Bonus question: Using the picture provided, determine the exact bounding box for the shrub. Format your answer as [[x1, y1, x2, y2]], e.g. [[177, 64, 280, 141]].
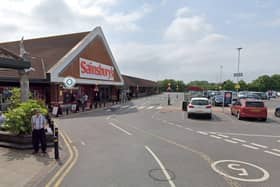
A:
[[3, 100, 48, 135]]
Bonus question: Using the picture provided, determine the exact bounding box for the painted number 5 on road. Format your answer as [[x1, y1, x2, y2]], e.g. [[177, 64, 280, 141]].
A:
[[211, 160, 270, 182]]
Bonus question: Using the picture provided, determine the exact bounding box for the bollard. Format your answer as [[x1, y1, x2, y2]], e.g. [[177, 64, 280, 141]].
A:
[[54, 127, 59, 160], [50, 120, 54, 133]]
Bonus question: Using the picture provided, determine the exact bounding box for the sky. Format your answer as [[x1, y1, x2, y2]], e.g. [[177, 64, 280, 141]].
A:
[[0, 0, 280, 83]]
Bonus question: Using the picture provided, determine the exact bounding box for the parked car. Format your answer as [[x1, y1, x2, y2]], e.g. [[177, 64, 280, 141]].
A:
[[212, 95, 223, 106], [275, 106, 280, 117], [247, 93, 261, 100], [250, 92, 268, 100], [238, 91, 248, 99], [231, 99, 267, 121], [187, 97, 212, 119]]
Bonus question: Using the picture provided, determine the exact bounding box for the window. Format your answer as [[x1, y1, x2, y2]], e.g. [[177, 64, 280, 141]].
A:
[[191, 100, 209, 105], [246, 101, 264, 107]]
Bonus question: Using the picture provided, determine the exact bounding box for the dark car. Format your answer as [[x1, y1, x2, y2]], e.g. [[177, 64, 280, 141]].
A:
[[275, 106, 280, 117], [212, 95, 223, 106], [247, 94, 261, 100]]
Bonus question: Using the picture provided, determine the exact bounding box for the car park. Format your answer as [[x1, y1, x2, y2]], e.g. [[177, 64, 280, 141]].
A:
[[187, 97, 212, 119], [231, 99, 267, 121], [275, 106, 280, 117]]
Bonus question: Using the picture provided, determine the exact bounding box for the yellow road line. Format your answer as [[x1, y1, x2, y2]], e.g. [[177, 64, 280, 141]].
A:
[[45, 130, 76, 187]]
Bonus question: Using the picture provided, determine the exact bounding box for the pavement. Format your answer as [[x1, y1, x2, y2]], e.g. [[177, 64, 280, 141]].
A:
[[0, 147, 56, 187]]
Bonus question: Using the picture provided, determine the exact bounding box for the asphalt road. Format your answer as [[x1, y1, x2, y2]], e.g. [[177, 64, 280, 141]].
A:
[[55, 93, 280, 187]]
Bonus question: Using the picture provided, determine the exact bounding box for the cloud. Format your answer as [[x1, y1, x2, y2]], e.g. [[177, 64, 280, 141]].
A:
[[176, 7, 192, 17]]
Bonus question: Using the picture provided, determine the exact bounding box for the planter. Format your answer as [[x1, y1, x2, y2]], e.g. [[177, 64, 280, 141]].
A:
[[0, 131, 54, 149]]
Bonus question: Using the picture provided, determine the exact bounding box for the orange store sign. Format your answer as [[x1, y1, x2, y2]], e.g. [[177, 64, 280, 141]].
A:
[[79, 58, 114, 81]]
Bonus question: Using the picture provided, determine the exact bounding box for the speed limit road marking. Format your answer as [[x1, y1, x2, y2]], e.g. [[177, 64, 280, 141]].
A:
[[211, 160, 270, 182]]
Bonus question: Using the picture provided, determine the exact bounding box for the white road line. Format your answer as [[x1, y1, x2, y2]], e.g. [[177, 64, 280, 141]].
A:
[[129, 106, 137, 109], [145, 146, 176, 187], [121, 105, 129, 109], [175, 125, 183, 128], [209, 132, 217, 134], [231, 138, 247, 143], [109, 122, 132, 136], [277, 140, 280, 143], [250, 143, 268, 149], [106, 109, 112, 112], [81, 141, 86, 146], [242, 144, 259, 150], [264, 150, 280, 157], [224, 139, 238, 144], [197, 131, 208, 135], [210, 135, 222, 139], [138, 106, 145, 110], [147, 106, 154, 110], [184, 127, 193, 131], [216, 134, 229, 138], [210, 132, 280, 138], [272, 149, 280, 153], [156, 106, 163, 110], [167, 122, 175, 125]]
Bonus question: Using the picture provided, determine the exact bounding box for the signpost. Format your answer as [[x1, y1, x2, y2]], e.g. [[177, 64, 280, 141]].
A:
[[233, 72, 243, 77]]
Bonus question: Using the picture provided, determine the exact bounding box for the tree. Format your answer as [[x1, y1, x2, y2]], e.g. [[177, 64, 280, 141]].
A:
[[157, 79, 186, 92], [238, 80, 247, 91], [223, 80, 235, 90], [251, 75, 272, 92]]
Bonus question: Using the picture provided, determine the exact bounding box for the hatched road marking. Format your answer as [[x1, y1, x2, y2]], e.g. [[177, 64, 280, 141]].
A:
[[264, 150, 280, 157], [250, 143, 268, 149], [197, 131, 208, 135], [242, 144, 259, 150], [231, 138, 247, 143], [224, 139, 238, 144], [147, 106, 154, 110], [210, 135, 222, 139], [272, 149, 280, 153], [216, 134, 229, 138]]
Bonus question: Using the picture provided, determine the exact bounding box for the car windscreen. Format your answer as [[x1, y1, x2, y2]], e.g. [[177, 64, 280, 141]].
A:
[[246, 101, 264, 107], [191, 100, 209, 105]]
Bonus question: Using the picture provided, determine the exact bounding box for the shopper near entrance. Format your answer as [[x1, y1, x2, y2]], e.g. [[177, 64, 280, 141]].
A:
[[0, 111, 5, 129], [31, 109, 47, 154]]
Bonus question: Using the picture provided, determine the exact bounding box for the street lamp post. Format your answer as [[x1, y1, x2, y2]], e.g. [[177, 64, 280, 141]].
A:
[[237, 47, 242, 83]]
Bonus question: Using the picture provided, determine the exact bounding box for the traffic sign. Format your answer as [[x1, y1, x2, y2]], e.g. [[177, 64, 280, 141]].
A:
[[63, 77, 76, 88], [234, 72, 243, 77], [235, 84, 240, 89]]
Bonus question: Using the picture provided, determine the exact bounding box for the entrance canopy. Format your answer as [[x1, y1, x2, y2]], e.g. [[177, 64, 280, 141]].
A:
[[0, 47, 30, 70]]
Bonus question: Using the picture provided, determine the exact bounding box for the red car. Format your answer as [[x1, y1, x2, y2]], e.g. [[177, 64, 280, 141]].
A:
[[231, 99, 267, 121]]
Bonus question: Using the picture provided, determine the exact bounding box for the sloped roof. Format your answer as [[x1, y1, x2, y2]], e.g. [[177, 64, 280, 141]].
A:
[[0, 31, 89, 79], [122, 74, 157, 87]]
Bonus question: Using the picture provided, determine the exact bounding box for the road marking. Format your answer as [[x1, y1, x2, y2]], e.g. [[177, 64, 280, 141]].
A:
[[138, 106, 145, 110], [121, 105, 129, 109], [210, 132, 280, 138], [167, 122, 175, 125], [210, 135, 222, 139], [197, 131, 208, 135], [46, 130, 78, 187], [217, 134, 229, 138], [106, 109, 112, 112], [129, 106, 137, 109], [242, 144, 259, 150], [81, 141, 86, 146], [224, 139, 238, 144], [184, 127, 193, 131], [175, 124, 183, 128], [145, 146, 176, 187], [250, 143, 268, 149], [156, 106, 163, 110], [231, 138, 247, 143], [109, 122, 132, 136], [211, 160, 270, 182], [272, 149, 280, 153], [106, 116, 111, 120], [264, 150, 280, 157], [277, 140, 280, 143], [147, 106, 154, 110]]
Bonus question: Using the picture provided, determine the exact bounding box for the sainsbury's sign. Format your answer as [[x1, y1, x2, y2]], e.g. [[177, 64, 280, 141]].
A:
[[79, 58, 114, 81]]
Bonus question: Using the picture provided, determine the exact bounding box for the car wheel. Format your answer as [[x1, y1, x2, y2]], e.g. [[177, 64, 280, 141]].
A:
[[187, 113, 191, 118], [208, 114, 212, 119], [237, 112, 242, 120], [275, 110, 280, 117]]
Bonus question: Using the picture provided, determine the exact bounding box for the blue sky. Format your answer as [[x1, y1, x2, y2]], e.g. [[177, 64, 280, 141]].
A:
[[0, 0, 279, 83]]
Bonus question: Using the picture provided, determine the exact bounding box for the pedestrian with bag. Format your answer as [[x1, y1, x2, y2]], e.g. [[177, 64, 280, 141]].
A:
[[31, 109, 47, 154]]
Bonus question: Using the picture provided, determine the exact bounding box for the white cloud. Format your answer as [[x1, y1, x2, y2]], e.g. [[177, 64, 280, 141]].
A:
[[176, 7, 191, 17], [164, 15, 212, 42]]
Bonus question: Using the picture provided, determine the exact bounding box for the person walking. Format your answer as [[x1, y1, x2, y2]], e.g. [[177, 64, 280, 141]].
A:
[[31, 109, 47, 154]]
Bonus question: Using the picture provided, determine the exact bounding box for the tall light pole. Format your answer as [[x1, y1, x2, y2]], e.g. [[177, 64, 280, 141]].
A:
[[237, 47, 242, 83], [219, 65, 223, 84]]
